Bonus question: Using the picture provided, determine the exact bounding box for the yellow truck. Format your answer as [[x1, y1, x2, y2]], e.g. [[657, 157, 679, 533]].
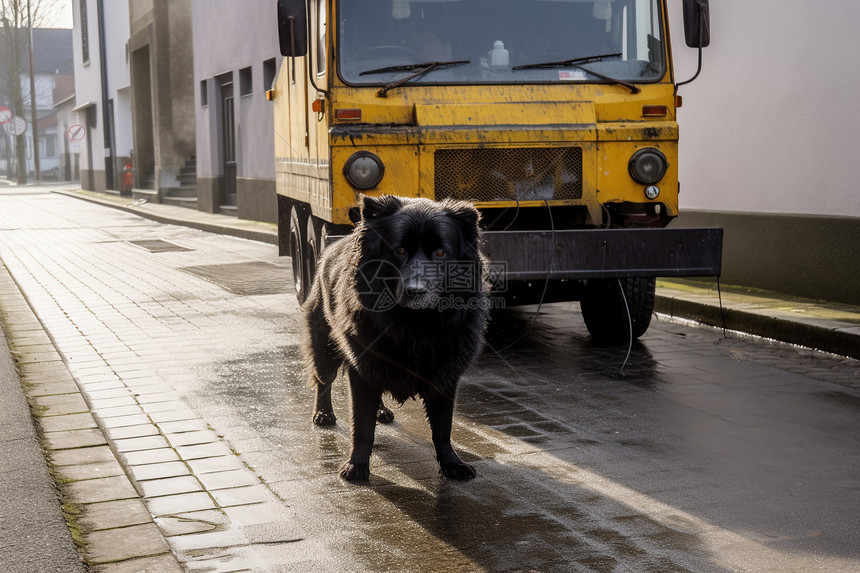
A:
[[273, 0, 721, 342]]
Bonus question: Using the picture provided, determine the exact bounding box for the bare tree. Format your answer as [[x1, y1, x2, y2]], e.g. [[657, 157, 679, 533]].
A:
[[0, 0, 60, 183]]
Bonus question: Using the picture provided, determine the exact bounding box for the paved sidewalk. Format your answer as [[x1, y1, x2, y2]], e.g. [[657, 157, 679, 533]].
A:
[[0, 254, 183, 572], [56, 187, 860, 360]]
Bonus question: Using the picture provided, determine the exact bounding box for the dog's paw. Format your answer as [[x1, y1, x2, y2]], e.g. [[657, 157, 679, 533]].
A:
[[440, 462, 476, 481], [339, 461, 370, 481], [376, 405, 395, 424], [313, 411, 337, 426]]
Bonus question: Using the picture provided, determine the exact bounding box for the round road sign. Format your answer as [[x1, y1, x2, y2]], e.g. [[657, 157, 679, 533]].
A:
[[0, 106, 12, 124], [67, 124, 87, 145], [3, 116, 26, 136]]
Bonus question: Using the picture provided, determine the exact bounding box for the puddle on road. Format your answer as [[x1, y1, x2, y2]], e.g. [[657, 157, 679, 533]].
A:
[[484, 306, 668, 388], [206, 345, 310, 432]]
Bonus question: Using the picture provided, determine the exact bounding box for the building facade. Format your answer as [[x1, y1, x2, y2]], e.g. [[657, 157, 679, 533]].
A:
[[128, 0, 196, 205], [668, 1, 860, 305], [71, 0, 132, 193], [191, 0, 280, 222]]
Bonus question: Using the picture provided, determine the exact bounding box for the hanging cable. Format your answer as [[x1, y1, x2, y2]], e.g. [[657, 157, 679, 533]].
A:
[[485, 200, 556, 355], [617, 278, 633, 372], [717, 275, 727, 337]]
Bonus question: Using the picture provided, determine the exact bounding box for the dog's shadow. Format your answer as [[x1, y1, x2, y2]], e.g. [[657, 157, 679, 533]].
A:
[[371, 463, 534, 568], [367, 458, 642, 571]]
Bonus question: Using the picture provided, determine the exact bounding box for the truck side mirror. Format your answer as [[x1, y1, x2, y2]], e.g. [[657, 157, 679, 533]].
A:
[[683, 0, 710, 48], [277, 0, 308, 57]]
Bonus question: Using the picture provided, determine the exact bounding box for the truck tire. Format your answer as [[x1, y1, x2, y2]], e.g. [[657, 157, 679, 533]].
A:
[[579, 277, 656, 343], [289, 206, 308, 304]]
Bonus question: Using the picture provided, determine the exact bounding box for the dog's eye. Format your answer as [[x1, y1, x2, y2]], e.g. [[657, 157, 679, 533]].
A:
[[434, 249, 445, 258], [395, 247, 406, 256]]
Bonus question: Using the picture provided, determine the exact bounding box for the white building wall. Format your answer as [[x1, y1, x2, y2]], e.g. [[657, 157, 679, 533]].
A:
[[669, 0, 860, 218], [71, 0, 104, 174], [71, 0, 132, 189], [104, 1, 132, 161], [192, 0, 279, 179]]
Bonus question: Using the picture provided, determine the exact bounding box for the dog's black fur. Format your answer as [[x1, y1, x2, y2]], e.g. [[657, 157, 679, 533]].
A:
[[303, 195, 489, 481]]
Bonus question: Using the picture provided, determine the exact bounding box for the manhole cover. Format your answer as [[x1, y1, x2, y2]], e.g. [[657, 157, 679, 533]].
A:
[[127, 239, 192, 253], [181, 261, 292, 296]]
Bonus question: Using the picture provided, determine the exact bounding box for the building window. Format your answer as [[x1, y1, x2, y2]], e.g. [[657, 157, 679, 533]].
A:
[[200, 79, 208, 107], [80, 0, 90, 65], [316, 0, 326, 75], [44, 135, 57, 158], [239, 66, 252, 97], [263, 58, 277, 92]]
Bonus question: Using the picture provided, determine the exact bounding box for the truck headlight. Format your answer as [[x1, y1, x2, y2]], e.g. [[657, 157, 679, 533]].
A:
[[628, 148, 668, 185], [344, 151, 385, 190]]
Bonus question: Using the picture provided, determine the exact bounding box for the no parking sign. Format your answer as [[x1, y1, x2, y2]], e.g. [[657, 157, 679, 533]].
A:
[[67, 124, 86, 147]]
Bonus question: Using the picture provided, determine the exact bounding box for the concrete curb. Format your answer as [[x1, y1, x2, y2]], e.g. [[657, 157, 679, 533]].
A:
[[654, 292, 860, 360], [52, 188, 278, 246]]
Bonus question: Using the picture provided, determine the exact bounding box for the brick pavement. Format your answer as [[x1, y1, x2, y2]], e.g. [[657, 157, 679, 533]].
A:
[[0, 189, 305, 570], [1, 186, 858, 572]]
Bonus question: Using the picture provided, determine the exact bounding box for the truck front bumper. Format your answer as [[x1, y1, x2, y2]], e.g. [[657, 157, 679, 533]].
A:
[[481, 227, 723, 281]]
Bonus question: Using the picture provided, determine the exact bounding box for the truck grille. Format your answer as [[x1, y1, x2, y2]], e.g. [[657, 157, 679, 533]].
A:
[[434, 147, 583, 202]]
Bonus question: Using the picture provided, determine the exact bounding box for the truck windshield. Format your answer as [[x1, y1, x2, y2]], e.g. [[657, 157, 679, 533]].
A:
[[338, 0, 666, 87]]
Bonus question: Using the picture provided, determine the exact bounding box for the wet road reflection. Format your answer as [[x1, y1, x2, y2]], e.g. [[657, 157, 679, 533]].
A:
[[195, 302, 859, 572]]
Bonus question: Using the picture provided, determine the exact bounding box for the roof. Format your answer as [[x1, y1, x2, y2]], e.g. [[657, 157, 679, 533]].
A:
[[1, 28, 74, 75], [32, 28, 74, 75]]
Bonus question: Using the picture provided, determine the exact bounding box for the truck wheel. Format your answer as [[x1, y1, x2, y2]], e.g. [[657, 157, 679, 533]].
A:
[[580, 277, 656, 343], [289, 206, 308, 304]]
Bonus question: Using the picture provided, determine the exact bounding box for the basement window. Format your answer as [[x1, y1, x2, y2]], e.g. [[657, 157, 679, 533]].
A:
[[263, 58, 277, 91], [239, 66, 253, 97]]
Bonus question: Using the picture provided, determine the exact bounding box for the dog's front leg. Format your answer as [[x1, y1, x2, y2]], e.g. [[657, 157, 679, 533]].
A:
[[313, 381, 337, 426], [423, 392, 476, 480], [340, 372, 382, 481]]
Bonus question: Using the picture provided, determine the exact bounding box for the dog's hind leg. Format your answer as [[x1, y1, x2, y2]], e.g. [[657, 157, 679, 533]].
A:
[[306, 291, 340, 426], [423, 392, 476, 480], [311, 343, 339, 425], [340, 371, 382, 481], [376, 399, 395, 424]]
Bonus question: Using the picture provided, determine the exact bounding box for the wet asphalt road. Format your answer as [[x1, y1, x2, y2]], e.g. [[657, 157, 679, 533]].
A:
[[1, 187, 859, 572]]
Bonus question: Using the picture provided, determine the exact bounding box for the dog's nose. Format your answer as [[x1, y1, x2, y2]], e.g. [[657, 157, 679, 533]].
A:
[[404, 283, 428, 297]]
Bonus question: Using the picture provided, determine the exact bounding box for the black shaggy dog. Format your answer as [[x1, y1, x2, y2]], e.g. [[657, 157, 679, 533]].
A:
[[303, 195, 489, 481]]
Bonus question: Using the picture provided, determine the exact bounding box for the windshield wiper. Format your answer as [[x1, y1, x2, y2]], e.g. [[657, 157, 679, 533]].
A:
[[513, 52, 622, 70], [512, 53, 640, 94], [360, 60, 470, 97]]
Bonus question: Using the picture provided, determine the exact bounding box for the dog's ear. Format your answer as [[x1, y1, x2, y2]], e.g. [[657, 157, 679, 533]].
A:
[[348, 206, 361, 224], [360, 195, 403, 222], [442, 200, 481, 244]]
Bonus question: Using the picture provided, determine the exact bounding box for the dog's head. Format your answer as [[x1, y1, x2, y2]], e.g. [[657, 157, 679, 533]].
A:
[[352, 195, 484, 312]]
